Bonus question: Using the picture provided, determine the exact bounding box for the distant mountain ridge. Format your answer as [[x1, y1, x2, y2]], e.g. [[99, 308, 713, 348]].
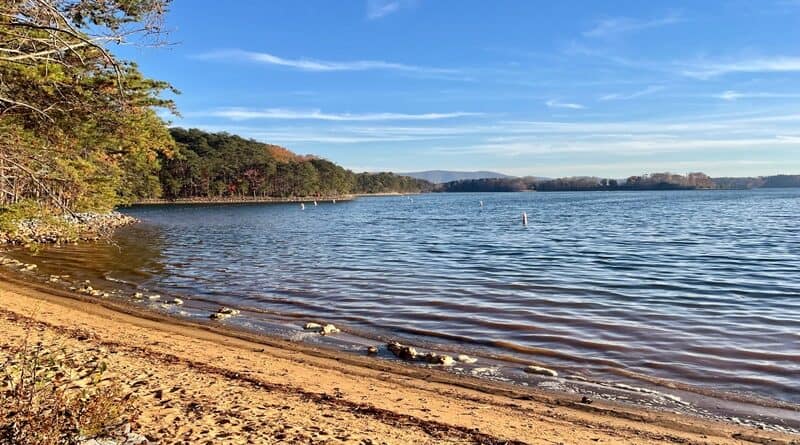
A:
[[401, 170, 513, 184]]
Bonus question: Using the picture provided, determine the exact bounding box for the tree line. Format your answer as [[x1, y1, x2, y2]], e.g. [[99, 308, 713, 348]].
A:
[[435, 172, 800, 192], [160, 128, 432, 199]]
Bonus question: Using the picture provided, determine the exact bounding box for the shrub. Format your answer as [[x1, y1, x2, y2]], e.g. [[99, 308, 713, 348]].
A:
[[0, 341, 138, 445]]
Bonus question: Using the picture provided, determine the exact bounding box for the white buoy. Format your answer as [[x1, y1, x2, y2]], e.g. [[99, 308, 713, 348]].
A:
[[522, 212, 528, 226], [333, 199, 336, 204], [300, 203, 305, 210], [313, 200, 318, 206], [480, 200, 484, 207]]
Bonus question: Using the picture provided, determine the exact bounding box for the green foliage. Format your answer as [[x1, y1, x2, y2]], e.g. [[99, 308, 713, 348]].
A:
[[159, 128, 431, 199], [354, 172, 431, 194], [0, 200, 82, 245], [1, 0, 175, 216], [0, 200, 43, 234]]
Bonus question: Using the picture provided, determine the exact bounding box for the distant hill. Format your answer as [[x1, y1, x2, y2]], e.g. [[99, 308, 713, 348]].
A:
[[402, 170, 513, 184]]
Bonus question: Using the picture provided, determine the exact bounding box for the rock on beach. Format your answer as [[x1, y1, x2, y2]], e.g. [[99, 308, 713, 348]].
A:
[[422, 352, 455, 366], [1, 212, 137, 245], [457, 354, 478, 364], [387, 342, 418, 360], [210, 307, 240, 320], [524, 365, 558, 377], [303, 322, 340, 335]]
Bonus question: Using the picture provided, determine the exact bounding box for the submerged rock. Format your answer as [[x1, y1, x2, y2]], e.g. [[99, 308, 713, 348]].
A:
[[387, 342, 418, 360], [321, 324, 340, 335], [210, 307, 240, 320], [456, 354, 478, 364], [524, 365, 558, 377], [423, 352, 455, 366], [303, 322, 340, 335]]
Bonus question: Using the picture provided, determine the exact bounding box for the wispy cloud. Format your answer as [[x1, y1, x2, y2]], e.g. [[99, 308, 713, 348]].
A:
[[715, 90, 800, 100], [583, 13, 683, 39], [681, 56, 800, 78], [600, 85, 664, 101], [194, 49, 455, 75], [367, 0, 416, 19], [433, 136, 800, 157], [545, 99, 585, 110], [197, 108, 483, 122]]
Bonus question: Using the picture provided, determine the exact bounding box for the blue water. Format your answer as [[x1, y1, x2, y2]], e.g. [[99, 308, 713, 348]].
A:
[[12, 189, 800, 407]]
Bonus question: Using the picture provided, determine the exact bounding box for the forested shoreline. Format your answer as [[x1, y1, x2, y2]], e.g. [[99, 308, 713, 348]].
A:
[[435, 172, 800, 193], [158, 128, 432, 200]]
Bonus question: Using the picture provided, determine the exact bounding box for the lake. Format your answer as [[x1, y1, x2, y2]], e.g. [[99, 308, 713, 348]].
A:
[[7, 189, 800, 422]]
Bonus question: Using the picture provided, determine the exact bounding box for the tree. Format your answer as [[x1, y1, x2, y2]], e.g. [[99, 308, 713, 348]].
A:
[[158, 128, 431, 200], [0, 0, 175, 213]]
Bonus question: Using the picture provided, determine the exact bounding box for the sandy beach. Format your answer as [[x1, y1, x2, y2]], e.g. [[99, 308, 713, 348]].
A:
[[0, 276, 796, 444]]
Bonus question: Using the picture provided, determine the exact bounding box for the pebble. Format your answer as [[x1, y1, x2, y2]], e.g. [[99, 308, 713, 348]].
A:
[[524, 365, 558, 377], [366, 346, 379, 355], [171, 298, 184, 305], [148, 294, 161, 300], [304, 322, 322, 330]]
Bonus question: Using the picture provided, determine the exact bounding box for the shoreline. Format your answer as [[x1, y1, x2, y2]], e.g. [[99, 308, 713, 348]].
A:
[[131, 195, 358, 206], [131, 192, 421, 206], [0, 271, 797, 443]]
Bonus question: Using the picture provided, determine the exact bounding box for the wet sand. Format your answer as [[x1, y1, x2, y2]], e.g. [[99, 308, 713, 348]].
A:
[[0, 277, 796, 444]]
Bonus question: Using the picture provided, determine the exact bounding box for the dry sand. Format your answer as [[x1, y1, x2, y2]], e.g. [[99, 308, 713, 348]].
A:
[[0, 277, 796, 445]]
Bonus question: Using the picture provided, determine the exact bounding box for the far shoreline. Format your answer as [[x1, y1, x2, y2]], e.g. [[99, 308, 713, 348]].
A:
[[130, 192, 423, 206], [129, 188, 800, 208], [131, 195, 357, 206]]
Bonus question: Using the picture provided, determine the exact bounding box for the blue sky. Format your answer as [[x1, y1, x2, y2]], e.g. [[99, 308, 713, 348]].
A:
[[123, 0, 800, 177]]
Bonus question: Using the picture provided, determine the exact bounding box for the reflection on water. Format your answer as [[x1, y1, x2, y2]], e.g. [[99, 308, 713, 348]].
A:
[[7, 189, 800, 409]]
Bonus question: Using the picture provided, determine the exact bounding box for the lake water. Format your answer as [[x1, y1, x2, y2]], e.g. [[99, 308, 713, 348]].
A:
[[6, 189, 800, 422]]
